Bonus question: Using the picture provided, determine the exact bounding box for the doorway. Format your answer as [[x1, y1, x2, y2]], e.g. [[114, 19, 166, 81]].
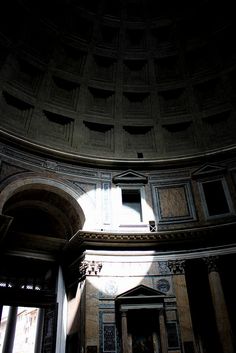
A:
[[128, 310, 158, 353]]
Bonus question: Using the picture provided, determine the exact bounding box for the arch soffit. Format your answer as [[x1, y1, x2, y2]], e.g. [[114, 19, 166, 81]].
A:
[[0, 173, 94, 227]]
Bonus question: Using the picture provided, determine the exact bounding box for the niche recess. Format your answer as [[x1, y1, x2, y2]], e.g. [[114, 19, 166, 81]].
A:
[[202, 110, 233, 147], [162, 121, 195, 152], [50, 76, 79, 109], [43, 110, 74, 146], [44, 110, 74, 126], [159, 88, 188, 116], [124, 60, 148, 84], [83, 121, 114, 152], [87, 87, 114, 116], [56, 45, 86, 75], [10, 58, 42, 95], [92, 55, 116, 81], [194, 79, 226, 111], [1, 91, 34, 133], [125, 29, 146, 49], [123, 91, 150, 117], [155, 56, 182, 83], [123, 125, 155, 152]]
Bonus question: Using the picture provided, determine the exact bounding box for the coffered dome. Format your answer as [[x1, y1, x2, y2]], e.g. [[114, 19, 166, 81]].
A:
[[0, 0, 235, 166]]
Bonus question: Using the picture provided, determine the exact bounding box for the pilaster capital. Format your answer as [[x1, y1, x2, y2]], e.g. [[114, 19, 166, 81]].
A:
[[203, 256, 219, 273], [79, 260, 102, 281], [167, 259, 186, 274], [159, 308, 165, 316], [121, 310, 128, 317]]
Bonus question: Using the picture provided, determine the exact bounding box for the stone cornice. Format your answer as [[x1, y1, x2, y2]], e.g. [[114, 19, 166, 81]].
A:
[[63, 221, 236, 258]]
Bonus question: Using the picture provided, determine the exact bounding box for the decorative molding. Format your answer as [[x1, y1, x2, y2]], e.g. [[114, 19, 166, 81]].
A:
[[64, 221, 236, 252], [1, 130, 236, 167], [191, 163, 227, 179], [44, 160, 58, 170], [158, 261, 170, 275], [116, 284, 165, 302], [152, 180, 196, 224], [112, 170, 148, 184], [156, 279, 170, 293]]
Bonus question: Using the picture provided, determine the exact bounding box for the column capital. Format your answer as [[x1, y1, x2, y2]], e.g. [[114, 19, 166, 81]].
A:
[[121, 310, 128, 317], [79, 260, 103, 281], [168, 259, 186, 274], [158, 308, 166, 318], [203, 256, 219, 273]]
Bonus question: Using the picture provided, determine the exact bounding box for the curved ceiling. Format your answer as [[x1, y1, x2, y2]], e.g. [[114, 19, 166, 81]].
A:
[[0, 0, 235, 166], [1, 188, 83, 255]]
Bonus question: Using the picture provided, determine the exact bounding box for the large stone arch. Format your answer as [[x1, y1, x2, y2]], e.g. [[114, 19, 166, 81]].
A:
[[0, 172, 96, 235]]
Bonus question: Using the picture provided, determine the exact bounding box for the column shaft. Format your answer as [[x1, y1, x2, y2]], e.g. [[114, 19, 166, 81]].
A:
[[168, 259, 196, 353], [34, 308, 45, 353], [121, 311, 129, 353], [2, 306, 18, 353], [208, 269, 234, 353], [152, 331, 159, 353], [159, 310, 168, 353], [0, 305, 3, 322], [173, 274, 195, 347]]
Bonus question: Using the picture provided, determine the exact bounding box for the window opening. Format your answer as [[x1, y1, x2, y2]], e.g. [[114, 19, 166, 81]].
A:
[[121, 189, 142, 223], [202, 180, 230, 216], [0, 306, 39, 353]]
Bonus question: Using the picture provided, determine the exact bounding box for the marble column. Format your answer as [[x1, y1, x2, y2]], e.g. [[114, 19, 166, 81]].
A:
[[159, 309, 168, 353], [168, 260, 196, 353], [128, 333, 132, 353], [152, 331, 160, 353], [34, 308, 45, 353], [2, 306, 17, 353], [0, 305, 2, 322], [204, 256, 234, 353], [121, 311, 129, 353]]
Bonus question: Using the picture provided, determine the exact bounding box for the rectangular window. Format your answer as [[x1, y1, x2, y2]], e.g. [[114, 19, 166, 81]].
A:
[[121, 189, 142, 223], [202, 180, 230, 216], [167, 322, 180, 349]]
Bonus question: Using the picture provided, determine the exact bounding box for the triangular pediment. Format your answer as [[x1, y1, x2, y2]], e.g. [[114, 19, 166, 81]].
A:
[[115, 285, 166, 311], [116, 285, 165, 299], [191, 164, 226, 178], [113, 170, 148, 184]]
